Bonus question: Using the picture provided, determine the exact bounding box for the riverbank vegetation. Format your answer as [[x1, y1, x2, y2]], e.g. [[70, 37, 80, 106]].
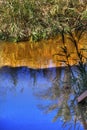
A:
[[0, 0, 87, 42]]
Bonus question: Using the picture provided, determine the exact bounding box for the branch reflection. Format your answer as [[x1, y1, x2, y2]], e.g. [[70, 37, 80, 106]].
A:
[[34, 67, 87, 129]]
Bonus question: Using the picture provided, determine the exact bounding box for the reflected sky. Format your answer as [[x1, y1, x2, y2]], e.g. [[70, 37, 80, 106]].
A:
[[0, 66, 85, 130]]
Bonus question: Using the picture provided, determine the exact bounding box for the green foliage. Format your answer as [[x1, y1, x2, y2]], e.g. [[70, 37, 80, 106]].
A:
[[0, 0, 87, 42], [81, 10, 87, 20]]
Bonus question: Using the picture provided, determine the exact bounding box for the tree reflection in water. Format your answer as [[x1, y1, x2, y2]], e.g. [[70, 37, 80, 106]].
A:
[[0, 66, 87, 129], [34, 67, 87, 130]]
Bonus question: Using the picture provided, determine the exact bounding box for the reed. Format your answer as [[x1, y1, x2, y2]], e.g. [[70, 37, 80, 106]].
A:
[[0, 0, 87, 42]]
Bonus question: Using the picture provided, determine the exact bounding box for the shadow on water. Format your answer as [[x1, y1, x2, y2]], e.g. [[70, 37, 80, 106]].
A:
[[0, 66, 86, 130]]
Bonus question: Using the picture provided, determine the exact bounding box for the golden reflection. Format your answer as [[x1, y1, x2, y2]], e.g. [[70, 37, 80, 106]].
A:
[[0, 33, 87, 68]]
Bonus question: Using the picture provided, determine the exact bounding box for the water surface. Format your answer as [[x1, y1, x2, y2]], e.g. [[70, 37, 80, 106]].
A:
[[0, 33, 87, 68], [0, 66, 85, 130], [0, 33, 87, 130]]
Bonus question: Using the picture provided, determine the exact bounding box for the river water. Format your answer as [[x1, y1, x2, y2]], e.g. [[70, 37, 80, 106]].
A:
[[0, 33, 87, 68], [0, 66, 85, 130], [0, 34, 87, 130]]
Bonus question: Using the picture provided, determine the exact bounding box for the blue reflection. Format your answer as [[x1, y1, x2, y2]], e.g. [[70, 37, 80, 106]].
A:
[[0, 67, 84, 130]]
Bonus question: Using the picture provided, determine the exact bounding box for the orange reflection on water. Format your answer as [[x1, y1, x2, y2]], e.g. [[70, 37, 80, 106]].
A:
[[0, 33, 87, 68]]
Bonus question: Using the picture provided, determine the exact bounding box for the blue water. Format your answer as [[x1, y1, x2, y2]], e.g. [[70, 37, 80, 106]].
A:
[[0, 67, 84, 130]]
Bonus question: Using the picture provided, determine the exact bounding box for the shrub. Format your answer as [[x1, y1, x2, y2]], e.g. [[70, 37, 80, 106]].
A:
[[0, 0, 86, 42]]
